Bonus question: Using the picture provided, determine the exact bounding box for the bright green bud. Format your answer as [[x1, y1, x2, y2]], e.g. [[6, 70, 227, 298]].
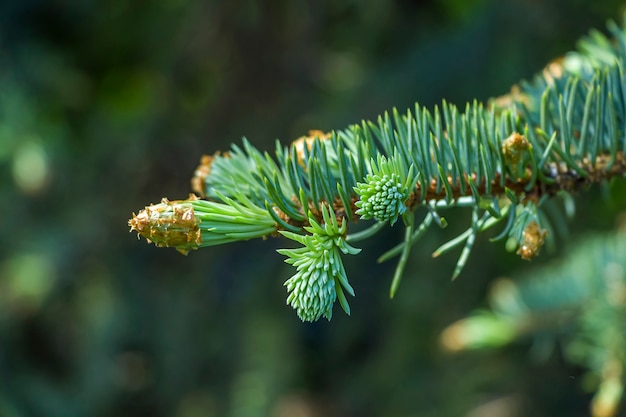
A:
[[278, 205, 359, 322], [354, 155, 414, 225], [282, 235, 340, 321]]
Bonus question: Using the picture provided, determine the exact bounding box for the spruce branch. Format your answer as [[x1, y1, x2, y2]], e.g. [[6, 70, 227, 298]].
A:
[[130, 16, 626, 321]]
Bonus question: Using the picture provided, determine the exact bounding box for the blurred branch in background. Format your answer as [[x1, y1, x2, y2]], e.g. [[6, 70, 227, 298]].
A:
[[441, 217, 626, 417], [1, 0, 626, 416]]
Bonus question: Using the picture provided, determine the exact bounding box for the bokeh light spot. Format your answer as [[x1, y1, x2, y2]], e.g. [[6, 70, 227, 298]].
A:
[[1, 253, 55, 317], [12, 140, 50, 195]]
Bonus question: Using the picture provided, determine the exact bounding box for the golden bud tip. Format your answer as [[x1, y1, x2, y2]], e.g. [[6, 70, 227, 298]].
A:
[[517, 221, 548, 260], [191, 153, 220, 197], [502, 132, 530, 165], [291, 130, 331, 165], [129, 196, 202, 253]]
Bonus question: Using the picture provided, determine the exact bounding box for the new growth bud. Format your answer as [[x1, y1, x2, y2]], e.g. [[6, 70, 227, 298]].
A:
[[291, 129, 331, 166], [283, 235, 342, 322], [130, 193, 278, 253], [502, 132, 530, 166], [517, 221, 548, 260], [278, 205, 359, 322], [354, 155, 415, 226], [129, 195, 202, 255], [191, 154, 217, 197]]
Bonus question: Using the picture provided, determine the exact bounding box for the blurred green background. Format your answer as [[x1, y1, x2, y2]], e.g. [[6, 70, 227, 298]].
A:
[[2, 1, 626, 416]]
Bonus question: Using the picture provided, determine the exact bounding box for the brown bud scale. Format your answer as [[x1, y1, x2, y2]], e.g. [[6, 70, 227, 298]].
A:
[[129, 196, 202, 255]]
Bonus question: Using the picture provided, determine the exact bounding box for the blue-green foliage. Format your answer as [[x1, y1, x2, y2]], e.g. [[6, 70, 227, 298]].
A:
[[190, 16, 626, 321]]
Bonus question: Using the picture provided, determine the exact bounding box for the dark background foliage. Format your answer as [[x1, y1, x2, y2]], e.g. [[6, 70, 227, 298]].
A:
[[1, 1, 625, 416]]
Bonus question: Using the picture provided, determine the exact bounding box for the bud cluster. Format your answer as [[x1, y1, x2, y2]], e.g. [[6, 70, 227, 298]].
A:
[[278, 205, 360, 321], [354, 155, 415, 225]]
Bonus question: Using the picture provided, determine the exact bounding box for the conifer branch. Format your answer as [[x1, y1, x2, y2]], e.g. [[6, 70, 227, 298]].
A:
[[130, 16, 626, 322]]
